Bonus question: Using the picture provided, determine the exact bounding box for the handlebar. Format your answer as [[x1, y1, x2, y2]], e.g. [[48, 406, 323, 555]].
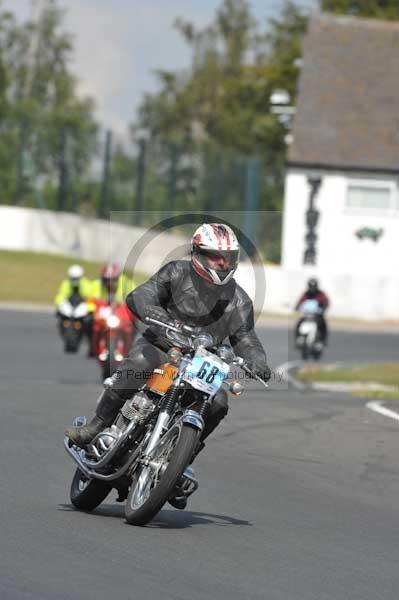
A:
[[145, 314, 268, 389], [230, 357, 269, 388], [144, 315, 194, 335]]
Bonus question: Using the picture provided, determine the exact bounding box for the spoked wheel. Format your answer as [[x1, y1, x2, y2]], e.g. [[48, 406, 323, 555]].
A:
[[125, 424, 199, 526], [70, 468, 112, 511]]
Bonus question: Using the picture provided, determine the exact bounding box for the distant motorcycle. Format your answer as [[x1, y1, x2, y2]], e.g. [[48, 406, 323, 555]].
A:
[[295, 299, 324, 360], [91, 300, 133, 380], [57, 294, 89, 353]]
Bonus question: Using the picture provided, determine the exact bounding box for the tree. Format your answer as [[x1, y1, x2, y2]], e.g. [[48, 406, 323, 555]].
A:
[[320, 0, 399, 19], [0, 0, 98, 208], [136, 0, 309, 222]]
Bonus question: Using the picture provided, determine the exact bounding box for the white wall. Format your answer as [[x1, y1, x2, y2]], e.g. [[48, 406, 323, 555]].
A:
[[235, 263, 399, 320], [276, 168, 399, 320], [2, 205, 398, 320], [0, 206, 189, 275], [282, 170, 399, 275]]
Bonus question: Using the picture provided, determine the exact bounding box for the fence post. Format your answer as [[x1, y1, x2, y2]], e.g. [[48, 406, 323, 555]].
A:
[[57, 126, 68, 211], [98, 129, 112, 219], [243, 157, 261, 254], [134, 137, 147, 225], [166, 142, 179, 213]]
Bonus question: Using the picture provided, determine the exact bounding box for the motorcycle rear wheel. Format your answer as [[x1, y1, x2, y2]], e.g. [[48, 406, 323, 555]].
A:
[[70, 468, 112, 511], [125, 424, 198, 526]]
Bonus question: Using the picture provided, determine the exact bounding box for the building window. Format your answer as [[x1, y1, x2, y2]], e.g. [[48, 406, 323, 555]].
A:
[[346, 184, 393, 210]]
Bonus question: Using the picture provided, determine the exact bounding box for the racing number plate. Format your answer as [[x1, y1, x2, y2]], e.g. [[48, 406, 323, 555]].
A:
[[183, 347, 230, 396]]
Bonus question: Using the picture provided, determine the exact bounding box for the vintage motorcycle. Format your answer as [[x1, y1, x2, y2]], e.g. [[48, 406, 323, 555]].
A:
[[295, 299, 324, 360], [57, 294, 89, 353], [90, 300, 133, 380], [64, 313, 268, 526]]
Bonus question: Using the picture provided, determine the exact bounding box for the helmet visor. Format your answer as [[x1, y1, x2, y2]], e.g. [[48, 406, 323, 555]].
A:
[[197, 248, 239, 269], [193, 247, 239, 283]]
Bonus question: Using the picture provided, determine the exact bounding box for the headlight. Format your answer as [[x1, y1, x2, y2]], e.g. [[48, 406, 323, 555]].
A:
[[106, 315, 120, 328]]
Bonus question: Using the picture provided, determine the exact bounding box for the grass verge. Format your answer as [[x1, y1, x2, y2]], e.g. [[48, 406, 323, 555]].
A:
[[1, 249, 148, 305], [298, 362, 399, 401]]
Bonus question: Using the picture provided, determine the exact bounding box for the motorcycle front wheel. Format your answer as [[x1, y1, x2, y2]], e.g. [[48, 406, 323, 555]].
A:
[[125, 424, 199, 526], [64, 329, 81, 353], [70, 468, 112, 511]]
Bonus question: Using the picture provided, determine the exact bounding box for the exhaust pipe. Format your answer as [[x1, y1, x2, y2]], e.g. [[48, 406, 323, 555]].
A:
[[63, 436, 141, 482]]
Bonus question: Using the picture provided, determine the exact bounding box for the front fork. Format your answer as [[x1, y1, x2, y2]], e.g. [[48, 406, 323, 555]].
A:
[[141, 371, 185, 460], [141, 363, 207, 462]]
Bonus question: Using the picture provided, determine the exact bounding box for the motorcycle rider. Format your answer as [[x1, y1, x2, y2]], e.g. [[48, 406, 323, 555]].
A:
[[54, 264, 92, 308], [89, 263, 136, 305], [54, 265, 93, 350], [294, 277, 330, 344], [65, 223, 271, 507]]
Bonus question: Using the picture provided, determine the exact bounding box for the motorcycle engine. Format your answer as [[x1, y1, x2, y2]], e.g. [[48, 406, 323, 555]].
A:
[[91, 392, 156, 458], [121, 392, 156, 423]]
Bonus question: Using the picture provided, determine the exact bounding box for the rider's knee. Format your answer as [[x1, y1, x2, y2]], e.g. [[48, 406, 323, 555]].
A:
[[110, 350, 155, 397]]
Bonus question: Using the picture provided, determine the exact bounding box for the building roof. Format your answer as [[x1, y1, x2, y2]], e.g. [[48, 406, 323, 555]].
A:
[[288, 14, 399, 173]]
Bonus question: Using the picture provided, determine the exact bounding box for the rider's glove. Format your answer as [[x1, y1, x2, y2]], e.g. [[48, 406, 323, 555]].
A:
[[145, 306, 171, 325], [174, 322, 202, 335], [251, 364, 271, 382]]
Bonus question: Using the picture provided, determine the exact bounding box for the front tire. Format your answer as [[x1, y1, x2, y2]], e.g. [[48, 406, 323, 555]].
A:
[[125, 424, 199, 526], [64, 329, 80, 353], [70, 468, 112, 511]]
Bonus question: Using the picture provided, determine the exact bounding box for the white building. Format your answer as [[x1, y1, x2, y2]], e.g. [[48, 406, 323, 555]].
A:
[[281, 14, 399, 320]]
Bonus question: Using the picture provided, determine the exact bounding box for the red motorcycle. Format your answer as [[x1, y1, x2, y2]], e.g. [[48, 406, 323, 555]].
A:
[[90, 300, 134, 380]]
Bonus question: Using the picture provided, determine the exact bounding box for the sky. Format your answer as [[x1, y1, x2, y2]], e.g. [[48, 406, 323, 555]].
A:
[[3, 0, 318, 138]]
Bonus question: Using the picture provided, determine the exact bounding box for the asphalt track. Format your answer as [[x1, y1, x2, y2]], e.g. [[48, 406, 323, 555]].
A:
[[1, 309, 399, 600]]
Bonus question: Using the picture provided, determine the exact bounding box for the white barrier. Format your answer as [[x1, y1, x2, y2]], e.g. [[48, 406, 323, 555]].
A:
[[2, 206, 398, 320], [235, 263, 399, 320], [0, 206, 189, 275]]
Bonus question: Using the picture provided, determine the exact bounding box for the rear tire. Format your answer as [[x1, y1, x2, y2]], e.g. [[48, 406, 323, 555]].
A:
[[125, 424, 199, 526], [70, 468, 112, 511]]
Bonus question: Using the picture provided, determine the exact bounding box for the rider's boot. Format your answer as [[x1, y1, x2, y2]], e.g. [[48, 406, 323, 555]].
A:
[[65, 388, 124, 449], [168, 442, 205, 510], [168, 466, 198, 510]]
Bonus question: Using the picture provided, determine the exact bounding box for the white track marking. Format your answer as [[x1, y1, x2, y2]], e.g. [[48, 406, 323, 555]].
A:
[[367, 401, 399, 423], [276, 361, 308, 391]]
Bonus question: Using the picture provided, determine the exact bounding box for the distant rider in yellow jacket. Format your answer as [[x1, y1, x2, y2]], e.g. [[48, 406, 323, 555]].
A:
[[54, 264, 92, 307], [54, 264, 94, 354]]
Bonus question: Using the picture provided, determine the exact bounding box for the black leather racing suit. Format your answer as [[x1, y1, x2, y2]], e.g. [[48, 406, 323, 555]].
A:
[[109, 260, 270, 442]]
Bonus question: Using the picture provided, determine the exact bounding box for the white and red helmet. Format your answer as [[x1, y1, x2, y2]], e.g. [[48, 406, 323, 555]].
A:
[[191, 223, 240, 285], [101, 263, 122, 293]]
